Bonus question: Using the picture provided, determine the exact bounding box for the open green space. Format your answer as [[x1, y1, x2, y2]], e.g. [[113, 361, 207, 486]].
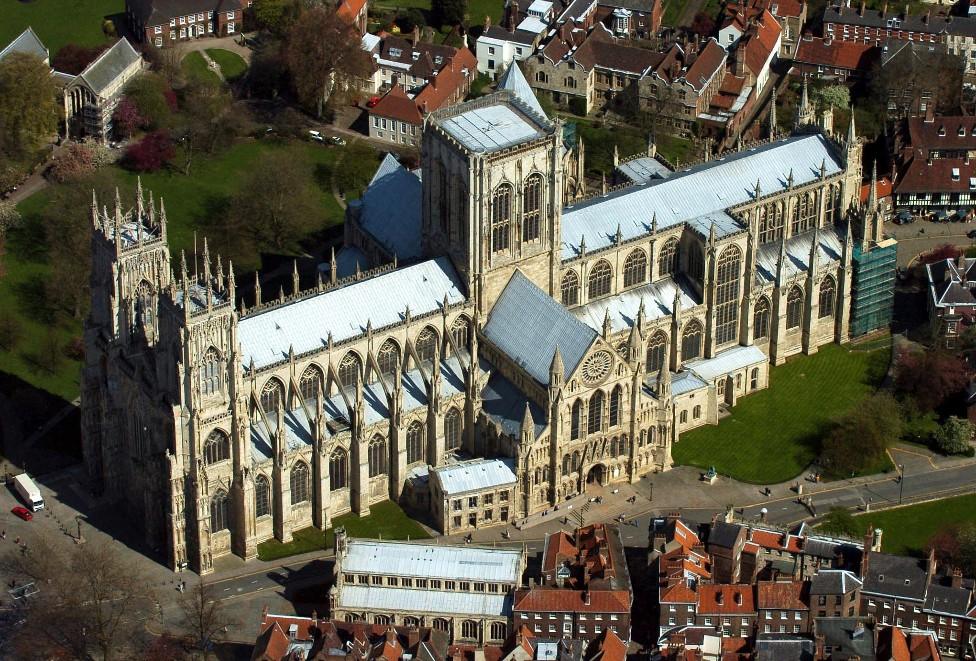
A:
[[672, 343, 892, 484], [371, 0, 505, 27], [0, 0, 123, 56], [570, 117, 694, 178], [854, 494, 976, 557], [182, 51, 222, 85], [205, 48, 248, 82], [257, 500, 431, 561]]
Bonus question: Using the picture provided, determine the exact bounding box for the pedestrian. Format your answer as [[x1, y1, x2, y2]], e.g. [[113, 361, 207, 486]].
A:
[[13, 537, 19, 545], [1, 529, 5, 540]]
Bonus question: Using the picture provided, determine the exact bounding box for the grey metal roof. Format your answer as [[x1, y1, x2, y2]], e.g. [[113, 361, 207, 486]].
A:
[[342, 539, 523, 582], [353, 152, 423, 261], [572, 274, 699, 333], [810, 570, 862, 595], [561, 134, 843, 260], [439, 103, 545, 153], [756, 226, 844, 284], [483, 270, 597, 385], [497, 62, 547, 121], [432, 458, 517, 496], [337, 584, 513, 617], [77, 38, 142, 97], [861, 552, 928, 601], [926, 258, 976, 309], [238, 257, 466, 370], [481, 370, 548, 439], [685, 345, 766, 382], [0, 27, 48, 63], [671, 370, 707, 396], [616, 156, 673, 184]]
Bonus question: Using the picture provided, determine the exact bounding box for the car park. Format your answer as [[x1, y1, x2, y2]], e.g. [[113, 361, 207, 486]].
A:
[[11, 506, 32, 521], [308, 130, 324, 142]]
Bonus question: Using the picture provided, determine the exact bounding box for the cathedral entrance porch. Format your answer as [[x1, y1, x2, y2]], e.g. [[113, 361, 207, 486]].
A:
[[585, 464, 606, 490]]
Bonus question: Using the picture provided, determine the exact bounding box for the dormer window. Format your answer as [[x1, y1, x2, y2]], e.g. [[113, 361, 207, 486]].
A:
[[952, 168, 961, 181], [412, 51, 420, 60], [961, 126, 967, 137], [434, 55, 443, 64], [390, 47, 402, 58], [969, 177, 975, 190], [939, 126, 947, 136], [878, 574, 885, 582]]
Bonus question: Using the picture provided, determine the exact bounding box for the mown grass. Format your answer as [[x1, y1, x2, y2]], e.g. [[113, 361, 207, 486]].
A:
[[182, 51, 222, 85], [854, 493, 976, 557], [257, 500, 431, 561], [205, 48, 247, 81], [0, 0, 122, 56], [672, 343, 892, 484]]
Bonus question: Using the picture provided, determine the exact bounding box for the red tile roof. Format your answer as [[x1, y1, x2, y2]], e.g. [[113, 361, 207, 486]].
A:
[[742, 9, 781, 77], [681, 39, 727, 91], [861, 177, 893, 203], [794, 36, 877, 71], [696, 585, 756, 615], [660, 581, 698, 604], [252, 621, 292, 661], [371, 83, 423, 124], [414, 46, 476, 113], [895, 157, 976, 194], [337, 0, 367, 22], [514, 587, 631, 612], [591, 628, 629, 661], [908, 115, 976, 151], [757, 581, 810, 611]]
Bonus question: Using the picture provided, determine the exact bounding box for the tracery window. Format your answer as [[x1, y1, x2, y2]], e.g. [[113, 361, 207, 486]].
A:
[[490, 622, 507, 641], [491, 184, 513, 253], [368, 435, 387, 477], [299, 365, 323, 406], [588, 261, 612, 300], [561, 271, 580, 306], [255, 475, 270, 517], [338, 352, 362, 390], [461, 621, 479, 640], [438, 161, 449, 233], [291, 461, 310, 504], [658, 238, 678, 276], [819, 277, 836, 318], [787, 286, 804, 330], [646, 331, 667, 374], [451, 316, 470, 353], [522, 174, 543, 243], [203, 429, 230, 465], [588, 390, 604, 435], [330, 448, 347, 490], [623, 249, 647, 288], [135, 280, 154, 332], [261, 378, 284, 416], [795, 192, 817, 234], [201, 346, 221, 396], [377, 340, 400, 380], [753, 297, 771, 340], [759, 202, 784, 243], [407, 421, 425, 464], [687, 245, 705, 283], [415, 327, 438, 364], [210, 490, 229, 532], [609, 385, 622, 427], [824, 184, 841, 225], [444, 407, 462, 450], [571, 400, 583, 440], [681, 320, 703, 361], [715, 246, 741, 346]]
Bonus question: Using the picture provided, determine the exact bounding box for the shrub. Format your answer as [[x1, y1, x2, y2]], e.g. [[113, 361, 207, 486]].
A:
[[123, 131, 174, 172], [933, 416, 974, 455], [52, 44, 108, 76], [569, 96, 588, 116], [65, 336, 85, 361], [49, 143, 97, 183]]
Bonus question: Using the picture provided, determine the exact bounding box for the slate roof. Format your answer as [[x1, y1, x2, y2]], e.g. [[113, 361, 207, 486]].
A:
[[481, 371, 549, 439], [572, 273, 699, 333], [924, 582, 972, 615], [908, 115, 976, 152], [483, 270, 598, 385], [560, 133, 842, 260], [822, 4, 963, 35], [479, 25, 539, 46], [708, 522, 744, 549], [355, 154, 423, 261], [810, 570, 862, 595], [431, 458, 518, 496], [755, 635, 815, 661], [755, 226, 845, 284], [127, 0, 245, 26], [815, 617, 875, 660], [861, 552, 929, 601], [0, 27, 48, 63], [926, 258, 976, 310], [76, 38, 142, 97]]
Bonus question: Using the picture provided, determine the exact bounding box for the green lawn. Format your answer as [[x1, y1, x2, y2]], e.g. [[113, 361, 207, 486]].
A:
[[371, 0, 505, 25], [182, 51, 222, 85], [0, 0, 122, 56], [672, 343, 891, 484], [205, 48, 247, 82], [257, 500, 430, 561], [570, 118, 694, 179], [854, 494, 976, 557]]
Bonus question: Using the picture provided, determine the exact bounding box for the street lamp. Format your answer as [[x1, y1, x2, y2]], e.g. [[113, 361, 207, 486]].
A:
[[898, 464, 906, 504]]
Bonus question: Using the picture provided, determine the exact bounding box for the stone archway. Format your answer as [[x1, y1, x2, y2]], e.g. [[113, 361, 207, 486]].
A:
[[585, 463, 606, 490]]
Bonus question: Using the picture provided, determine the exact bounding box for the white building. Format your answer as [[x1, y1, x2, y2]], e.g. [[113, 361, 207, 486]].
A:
[[476, 25, 541, 79]]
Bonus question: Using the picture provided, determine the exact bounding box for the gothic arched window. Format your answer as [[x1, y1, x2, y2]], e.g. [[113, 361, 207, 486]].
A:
[[461, 620, 479, 640], [588, 390, 604, 435], [451, 316, 470, 354], [260, 378, 284, 416], [438, 160, 449, 233], [571, 400, 583, 440], [658, 238, 678, 276], [561, 271, 580, 306], [210, 490, 229, 532], [377, 340, 400, 380], [407, 421, 425, 464], [135, 280, 154, 332], [681, 320, 703, 361], [819, 277, 836, 318], [522, 174, 543, 243], [623, 249, 647, 288], [715, 245, 742, 346], [432, 618, 449, 632], [369, 435, 387, 477], [646, 331, 667, 374], [299, 365, 323, 406], [825, 184, 840, 225], [338, 352, 362, 390], [562, 453, 571, 476], [798, 192, 817, 233], [255, 475, 270, 518], [688, 245, 705, 283], [753, 297, 771, 340], [588, 261, 612, 300], [787, 286, 804, 329], [330, 449, 347, 491], [444, 407, 462, 451], [490, 622, 507, 641], [609, 385, 622, 428], [491, 184, 513, 253], [200, 347, 221, 396], [291, 461, 310, 504], [415, 327, 438, 364], [203, 429, 230, 465]]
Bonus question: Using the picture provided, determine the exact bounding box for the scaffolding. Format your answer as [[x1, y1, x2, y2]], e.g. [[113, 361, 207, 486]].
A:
[[850, 238, 897, 336]]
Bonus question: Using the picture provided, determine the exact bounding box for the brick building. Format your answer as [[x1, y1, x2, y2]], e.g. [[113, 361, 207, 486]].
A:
[[757, 581, 811, 635], [125, 0, 248, 47], [792, 36, 878, 82]]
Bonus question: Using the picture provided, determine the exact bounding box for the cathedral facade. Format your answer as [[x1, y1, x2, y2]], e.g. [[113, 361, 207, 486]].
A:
[[81, 66, 885, 574]]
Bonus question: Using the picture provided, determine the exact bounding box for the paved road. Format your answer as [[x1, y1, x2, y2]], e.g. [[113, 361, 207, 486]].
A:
[[887, 217, 976, 266]]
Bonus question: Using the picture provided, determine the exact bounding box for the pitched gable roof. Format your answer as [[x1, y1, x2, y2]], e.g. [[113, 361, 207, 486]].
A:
[[76, 38, 142, 96], [0, 27, 48, 64], [498, 61, 548, 120]]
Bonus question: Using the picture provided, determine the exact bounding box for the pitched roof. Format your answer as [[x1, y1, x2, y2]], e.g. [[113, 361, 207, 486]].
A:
[[861, 177, 893, 203], [76, 38, 142, 96], [355, 154, 423, 260], [251, 621, 292, 661], [0, 27, 48, 63], [809, 570, 862, 595], [794, 36, 877, 71], [757, 581, 810, 611], [680, 39, 727, 92], [337, 0, 367, 22], [861, 552, 929, 601], [414, 47, 476, 113], [572, 34, 664, 74], [127, 0, 245, 25], [895, 156, 976, 194], [696, 584, 756, 614], [588, 628, 628, 661], [371, 83, 423, 124], [431, 458, 518, 496], [907, 115, 976, 151], [513, 587, 631, 613], [927, 258, 976, 310], [482, 270, 598, 385], [741, 9, 781, 77], [498, 61, 547, 119]]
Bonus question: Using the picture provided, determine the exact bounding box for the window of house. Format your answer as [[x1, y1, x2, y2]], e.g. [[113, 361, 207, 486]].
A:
[[155, 36, 162, 46], [227, 22, 235, 33], [226, 10, 235, 18]]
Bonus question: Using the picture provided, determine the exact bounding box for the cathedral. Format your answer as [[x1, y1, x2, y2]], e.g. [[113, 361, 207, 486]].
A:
[[81, 65, 889, 574]]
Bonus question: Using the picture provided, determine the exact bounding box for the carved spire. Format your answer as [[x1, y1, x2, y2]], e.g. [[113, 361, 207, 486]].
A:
[[808, 221, 820, 278], [637, 297, 646, 329], [136, 176, 144, 219], [147, 190, 155, 228], [278, 285, 285, 302], [159, 197, 168, 241], [867, 158, 878, 212], [180, 250, 189, 287], [602, 308, 612, 339], [520, 402, 534, 440], [658, 358, 671, 399], [228, 260, 236, 303], [292, 259, 300, 295], [786, 168, 794, 189], [776, 234, 788, 286], [820, 158, 827, 180], [627, 320, 642, 365], [754, 178, 762, 200], [216, 254, 225, 292], [330, 246, 337, 285], [254, 272, 262, 307], [615, 223, 622, 245], [708, 222, 717, 252], [846, 105, 857, 145], [768, 87, 777, 139], [601, 172, 607, 196], [550, 346, 564, 384], [579, 234, 586, 256], [90, 189, 100, 229], [651, 212, 658, 234], [613, 144, 619, 168], [672, 287, 682, 322]]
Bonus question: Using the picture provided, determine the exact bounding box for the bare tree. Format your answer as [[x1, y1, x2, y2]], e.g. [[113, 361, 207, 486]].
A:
[[177, 582, 237, 657]]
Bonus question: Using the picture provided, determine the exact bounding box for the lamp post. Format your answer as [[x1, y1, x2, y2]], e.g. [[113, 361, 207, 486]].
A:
[[898, 464, 906, 505]]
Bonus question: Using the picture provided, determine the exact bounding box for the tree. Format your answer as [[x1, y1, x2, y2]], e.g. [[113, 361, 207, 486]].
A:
[[432, 0, 466, 27], [0, 52, 59, 160], [689, 12, 716, 37], [933, 416, 974, 455], [397, 8, 427, 32], [333, 141, 379, 196], [0, 199, 21, 233], [173, 78, 240, 174], [284, 6, 372, 117], [1, 533, 154, 660], [871, 48, 963, 118], [894, 349, 969, 412], [812, 84, 850, 111], [124, 73, 176, 130], [817, 507, 859, 538], [51, 43, 108, 75], [926, 522, 976, 576], [230, 147, 320, 250], [49, 142, 98, 182], [821, 392, 903, 476], [920, 243, 962, 264], [0, 316, 22, 350], [248, 46, 289, 99], [253, 0, 297, 33], [178, 582, 237, 654], [113, 96, 145, 139], [124, 130, 175, 172]]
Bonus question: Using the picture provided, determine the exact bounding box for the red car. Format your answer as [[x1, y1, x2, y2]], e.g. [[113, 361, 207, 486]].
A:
[[11, 506, 32, 521], [366, 96, 381, 108]]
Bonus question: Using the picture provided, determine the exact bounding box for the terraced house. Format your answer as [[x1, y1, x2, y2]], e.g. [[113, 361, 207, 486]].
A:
[[126, 0, 249, 46], [81, 64, 894, 574]]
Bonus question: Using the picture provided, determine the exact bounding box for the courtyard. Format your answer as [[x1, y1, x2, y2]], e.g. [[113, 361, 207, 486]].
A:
[[671, 342, 891, 485]]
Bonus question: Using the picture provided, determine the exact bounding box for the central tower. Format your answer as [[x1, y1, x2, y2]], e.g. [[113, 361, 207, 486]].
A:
[[422, 88, 563, 312]]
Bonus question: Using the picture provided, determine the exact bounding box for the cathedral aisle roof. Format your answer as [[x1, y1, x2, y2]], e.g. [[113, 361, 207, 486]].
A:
[[754, 226, 844, 284], [671, 370, 707, 396], [481, 371, 548, 439], [338, 585, 514, 617], [573, 274, 699, 334], [342, 539, 523, 582], [484, 271, 597, 385], [238, 257, 466, 370], [561, 134, 843, 260], [355, 154, 423, 260], [684, 345, 766, 382], [616, 156, 673, 184]]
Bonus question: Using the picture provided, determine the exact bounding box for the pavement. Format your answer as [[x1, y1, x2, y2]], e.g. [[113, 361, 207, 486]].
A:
[[887, 217, 976, 266]]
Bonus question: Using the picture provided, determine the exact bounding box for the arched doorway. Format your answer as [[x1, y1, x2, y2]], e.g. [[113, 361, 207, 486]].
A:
[[585, 464, 606, 489]]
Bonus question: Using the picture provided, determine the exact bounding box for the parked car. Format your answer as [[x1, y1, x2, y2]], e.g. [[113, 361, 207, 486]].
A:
[[308, 130, 324, 142], [10, 506, 32, 521], [329, 135, 346, 146], [967, 229, 976, 239], [366, 96, 381, 108]]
